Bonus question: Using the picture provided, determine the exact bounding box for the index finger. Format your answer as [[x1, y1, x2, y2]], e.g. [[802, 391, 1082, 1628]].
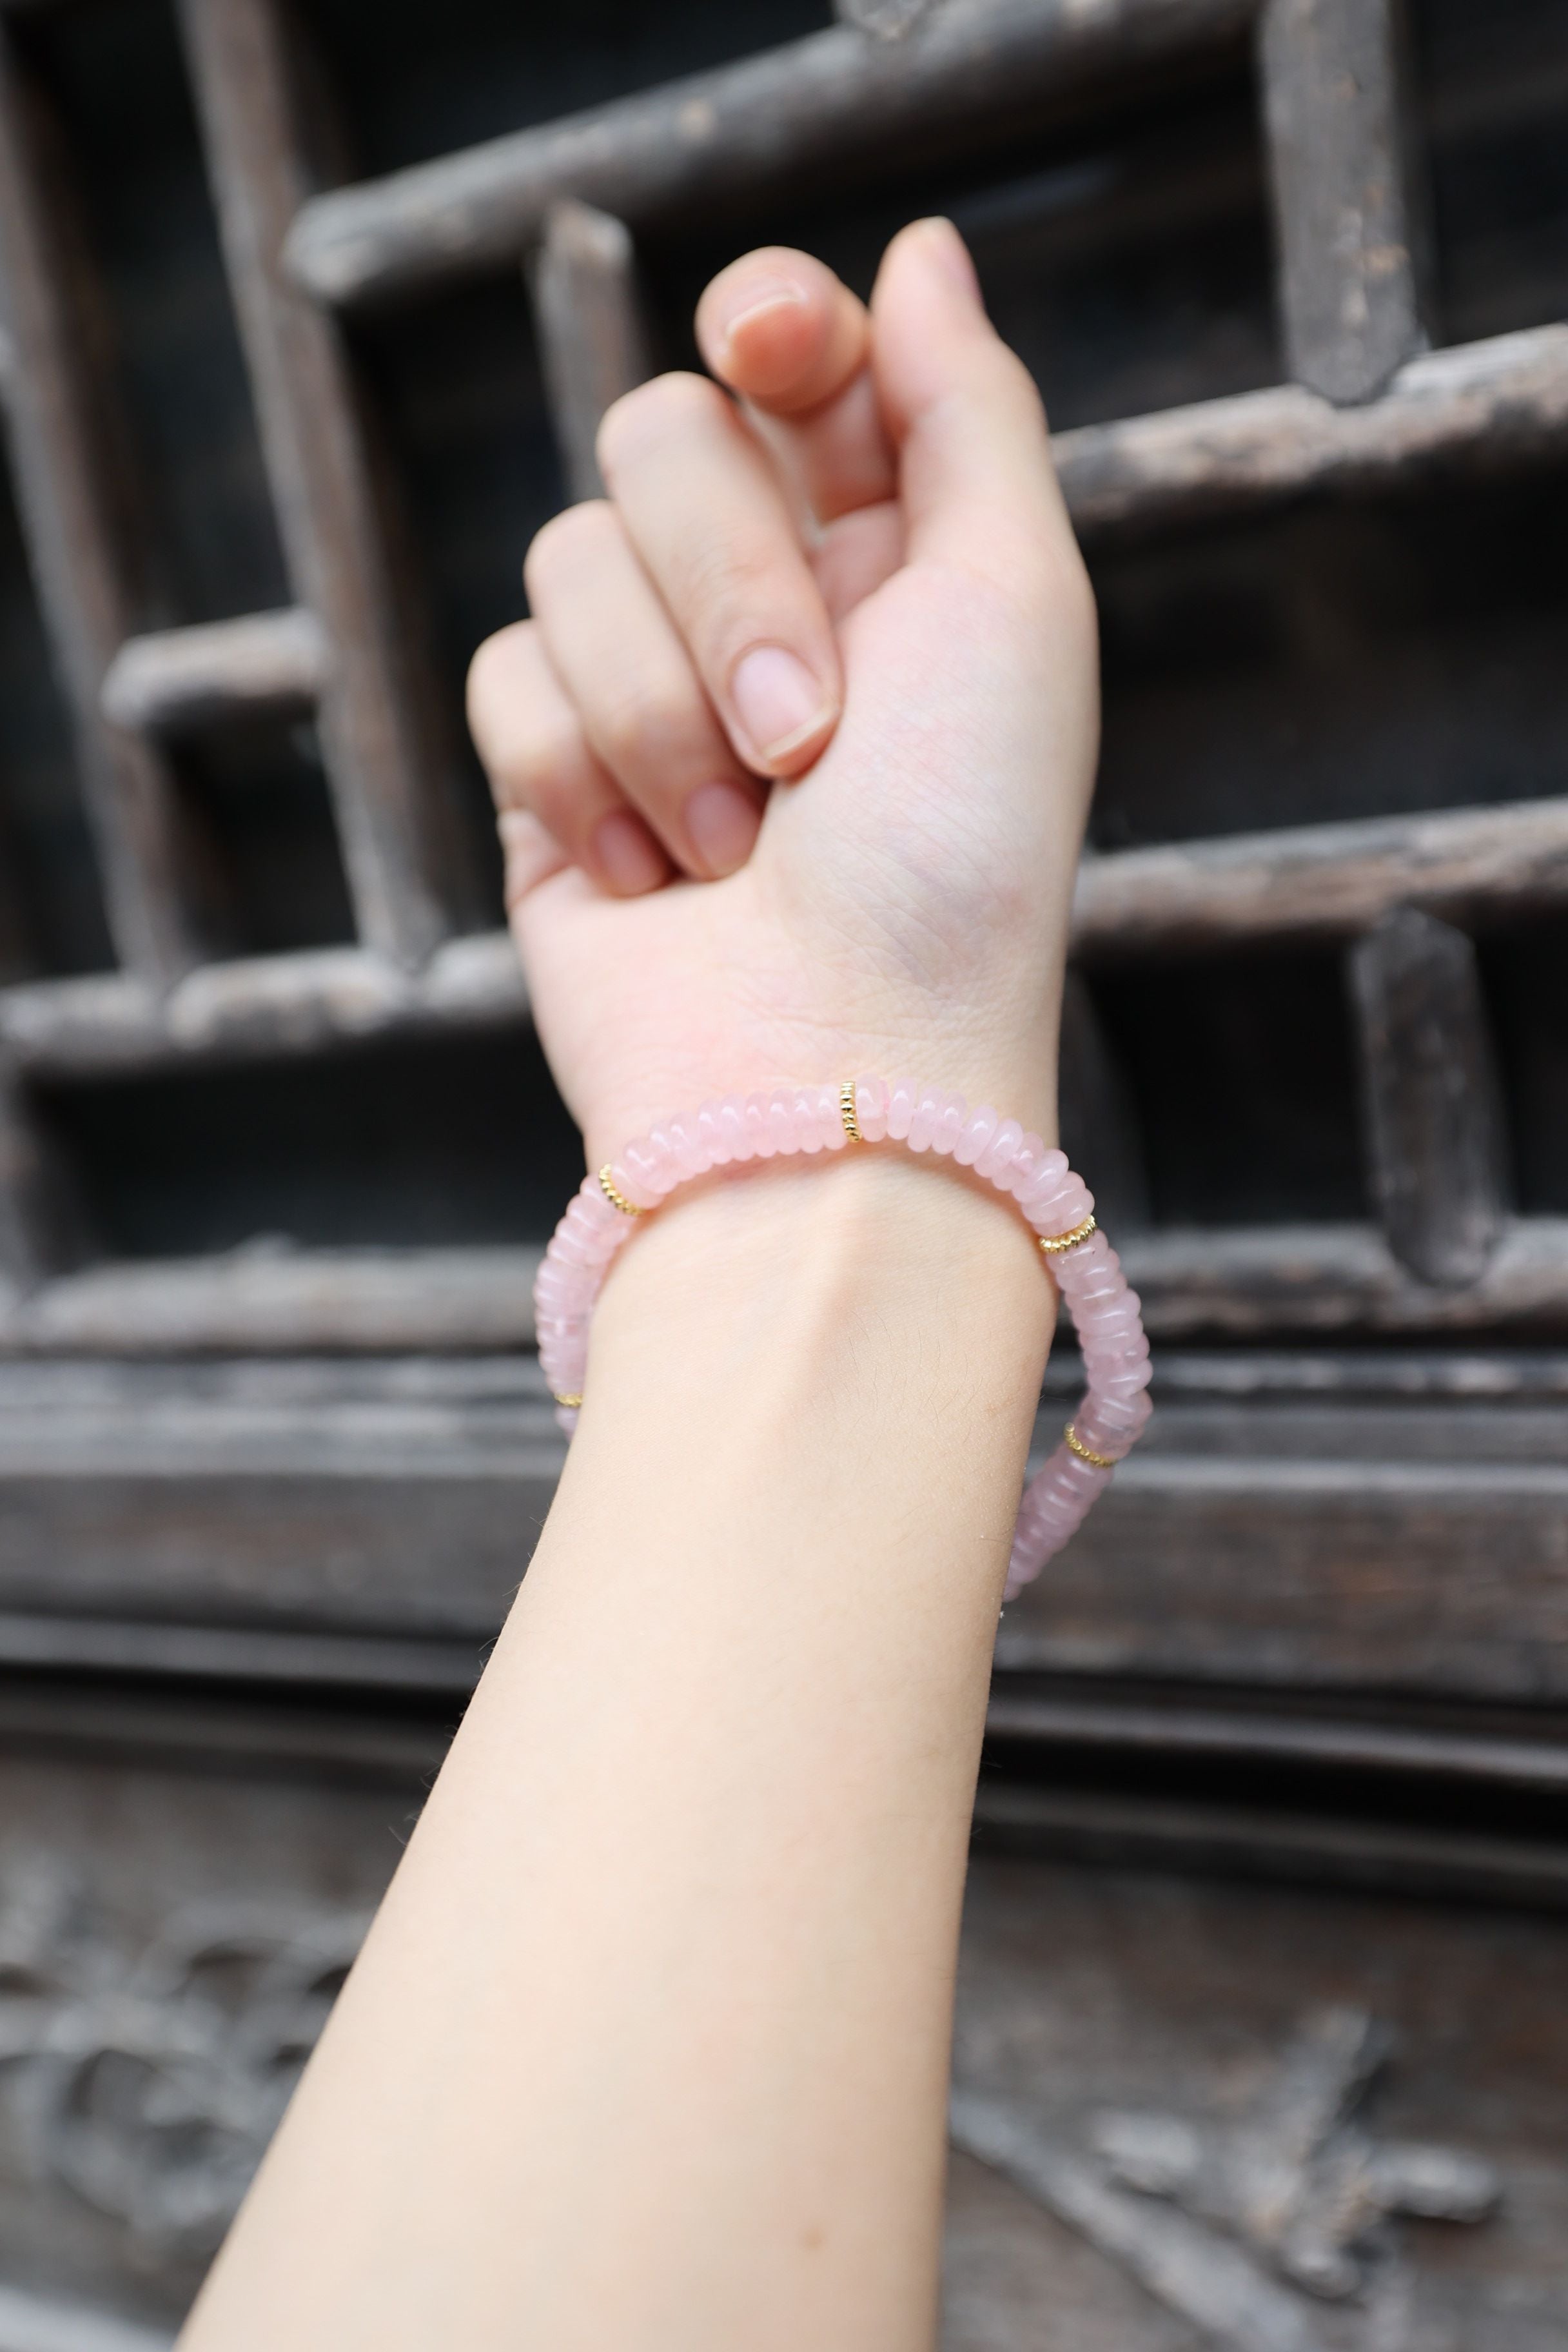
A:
[[696, 246, 896, 524]]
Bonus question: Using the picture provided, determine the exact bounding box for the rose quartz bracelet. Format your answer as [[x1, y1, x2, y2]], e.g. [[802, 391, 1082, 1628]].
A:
[[534, 1077, 1151, 1600]]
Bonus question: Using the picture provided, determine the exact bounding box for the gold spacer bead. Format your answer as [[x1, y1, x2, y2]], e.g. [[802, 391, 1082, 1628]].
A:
[[839, 1080, 861, 1143], [553, 1392, 583, 1410], [1063, 1422, 1115, 1471], [1038, 1212, 1097, 1255], [598, 1164, 643, 1217]]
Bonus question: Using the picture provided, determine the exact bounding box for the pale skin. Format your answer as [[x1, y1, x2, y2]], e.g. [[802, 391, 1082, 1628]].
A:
[[179, 219, 1099, 2351]]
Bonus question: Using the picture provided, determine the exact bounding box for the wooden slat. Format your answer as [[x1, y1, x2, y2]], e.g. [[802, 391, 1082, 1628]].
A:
[[11, 783, 1568, 1077], [283, 0, 1256, 311], [101, 607, 329, 738], [174, 0, 478, 966], [1118, 1216, 1568, 1335], [984, 1689, 1568, 1793], [1072, 792, 1568, 959], [0, 1213, 1567, 1358], [1055, 322, 1568, 538], [0, 26, 208, 981], [0, 1244, 542, 1354], [1258, 0, 1426, 402], [0, 1362, 1561, 1711], [1349, 907, 1508, 1288], [531, 201, 653, 502], [0, 931, 526, 1077]]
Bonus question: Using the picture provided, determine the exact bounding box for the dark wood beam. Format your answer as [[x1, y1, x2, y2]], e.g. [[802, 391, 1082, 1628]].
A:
[[0, 27, 210, 979], [1072, 793, 1568, 960], [1349, 907, 1508, 1288], [530, 201, 654, 503], [175, 0, 481, 965], [284, 0, 1257, 311], [0, 932, 527, 1079], [101, 607, 329, 739], [1258, 0, 1427, 402], [1055, 323, 1568, 539]]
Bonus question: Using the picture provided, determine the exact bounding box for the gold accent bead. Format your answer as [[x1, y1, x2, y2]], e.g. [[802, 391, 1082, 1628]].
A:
[[553, 1392, 583, 1410], [840, 1080, 861, 1143], [598, 1165, 643, 1217], [1038, 1212, 1097, 1255], [1063, 1422, 1115, 1471]]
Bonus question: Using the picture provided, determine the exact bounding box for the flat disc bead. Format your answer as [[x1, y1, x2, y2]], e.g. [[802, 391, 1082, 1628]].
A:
[[814, 1084, 849, 1149], [885, 1077, 919, 1141], [953, 1105, 997, 1166], [743, 1094, 776, 1157], [976, 1117, 1024, 1181], [907, 1087, 945, 1151], [853, 1076, 889, 1142], [930, 1095, 966, 1155]]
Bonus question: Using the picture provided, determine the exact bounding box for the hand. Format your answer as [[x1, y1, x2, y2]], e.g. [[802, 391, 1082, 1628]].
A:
[[467, 217, 1097, 1169]]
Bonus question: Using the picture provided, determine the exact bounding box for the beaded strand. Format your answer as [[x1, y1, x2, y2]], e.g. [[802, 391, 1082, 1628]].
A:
[[533, 1075, 1152, 1600]]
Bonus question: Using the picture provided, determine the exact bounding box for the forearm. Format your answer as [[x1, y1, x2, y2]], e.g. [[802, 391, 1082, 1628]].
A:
[[181, 1150, 1053, 2352]]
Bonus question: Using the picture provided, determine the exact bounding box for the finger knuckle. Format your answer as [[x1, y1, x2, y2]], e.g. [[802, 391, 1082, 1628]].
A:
[[597, 676, 699, 776], [523, 499, 617, 602], [596, 371, 729, 480]]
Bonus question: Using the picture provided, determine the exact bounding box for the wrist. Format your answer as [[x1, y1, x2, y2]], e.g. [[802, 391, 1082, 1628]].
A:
[[580, 1145, 1055, 1437]]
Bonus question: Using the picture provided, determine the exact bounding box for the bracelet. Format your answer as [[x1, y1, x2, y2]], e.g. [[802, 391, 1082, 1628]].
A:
[[534, 1077, 1152, 1600]]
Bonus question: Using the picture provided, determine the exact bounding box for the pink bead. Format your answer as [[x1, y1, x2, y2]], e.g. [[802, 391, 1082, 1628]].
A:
[[908, 1086, 945, 1152], [651, 1119, 700, 1181], [954, 1105, 999, 1168], [816, 1084, 848, 1151], [718, 1096, 750, 1162], [743, 1093, 775, 1158], [625, 1139, 679, 1198], [696, 1102, 729, 1165], [854, 1075, 888, 1142], [931, 1095, 966, 1155], [598, 1157, 654, 1211], [768, 1090, 799, 1154], [886, 1076, 918, 1141], [1013, 1144, 1066, 1199], [792, 1088, 825, 1153], [977, 1117, 1024, 1182]]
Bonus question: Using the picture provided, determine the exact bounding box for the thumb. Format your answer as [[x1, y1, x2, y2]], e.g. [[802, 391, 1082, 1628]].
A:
[[870, 218, 1075, 583]]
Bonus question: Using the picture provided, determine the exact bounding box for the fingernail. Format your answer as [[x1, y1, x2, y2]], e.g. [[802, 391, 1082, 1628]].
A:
[[918, 217, 982, 304], [685, 779, 761, 877], [591, 808, 667, 895], [730, 644, 835, 767], [713, 277, 808, 353]]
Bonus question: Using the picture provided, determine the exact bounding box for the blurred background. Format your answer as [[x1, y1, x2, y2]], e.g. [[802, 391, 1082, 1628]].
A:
[[0, 0, 1564, 2342]]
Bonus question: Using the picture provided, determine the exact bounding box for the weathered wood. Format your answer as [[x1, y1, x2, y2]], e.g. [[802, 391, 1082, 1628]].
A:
[[283, 0, 1257, 311], [175, 0, 478, 965], [1117, 1216, 1568, 1334], [8, 784, 1568, 1077], [1055, 322, 1568, 538], [0, 931, 526, 1077], [983, 1689, 1568, 1794], [0, 1244, 542, 1354], [530, 201, 653, 503], [0, 28, 208, 980], [1072, 792, 1568, 960], [970, 1785, 1568, 1911], [1057, 971, 1150, 1233], [1349, 907, 1507, 1287], [1258, 0, 1426, 403], [0, 1362, 1565, 1712], [0, 1213, 1566, 1355], [100, 607, 329, 738]]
